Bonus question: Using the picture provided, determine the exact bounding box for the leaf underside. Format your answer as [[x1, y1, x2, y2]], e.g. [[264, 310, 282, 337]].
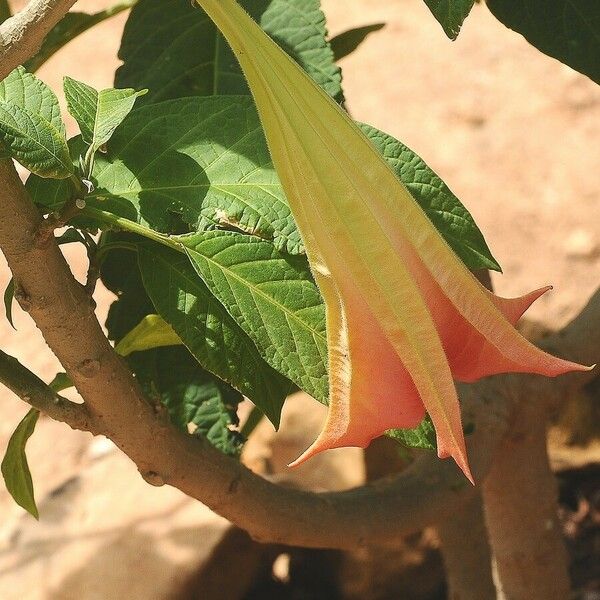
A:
[[423, 0, 475, 40], [487, 0, 600, 84]]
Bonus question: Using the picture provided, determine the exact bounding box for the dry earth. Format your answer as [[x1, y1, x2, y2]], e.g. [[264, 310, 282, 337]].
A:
[[0, 0, 598, 598]]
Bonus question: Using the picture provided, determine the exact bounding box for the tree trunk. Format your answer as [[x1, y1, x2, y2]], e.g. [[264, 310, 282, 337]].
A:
[[482, 379, 570, 600], [437, 492, 496, 600]]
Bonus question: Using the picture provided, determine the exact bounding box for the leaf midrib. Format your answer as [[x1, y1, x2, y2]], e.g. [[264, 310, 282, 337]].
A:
[[186, 243, 327, 348]]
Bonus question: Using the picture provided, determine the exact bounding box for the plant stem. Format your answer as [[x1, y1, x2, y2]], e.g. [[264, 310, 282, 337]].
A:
[[0, 349, 95, 432], [82, 206, 184, 253], [95, 240, 138, 264]]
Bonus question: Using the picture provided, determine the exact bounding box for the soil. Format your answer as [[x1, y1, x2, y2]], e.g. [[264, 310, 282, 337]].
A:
[[0, 1, 598, 598]]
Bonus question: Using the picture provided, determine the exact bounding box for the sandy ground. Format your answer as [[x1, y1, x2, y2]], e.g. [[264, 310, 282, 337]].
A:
[[0, 1, 598, 596]]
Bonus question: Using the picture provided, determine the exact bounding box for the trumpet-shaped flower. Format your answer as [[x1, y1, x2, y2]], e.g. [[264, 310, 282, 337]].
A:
[[195, 0, 591, 482]]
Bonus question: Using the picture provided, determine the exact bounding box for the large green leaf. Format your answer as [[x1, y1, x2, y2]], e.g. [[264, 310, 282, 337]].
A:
[[1, 409, 40, 519], [133, 346, 244, 456], [25, 2, 137, 73], [487, 0, 600, 84], [183, 230, 328, 403], [28, 97, 499, 269], [100, 238, 249, 452], [137, 242, 292, 425], [115, 0, 343, 102], [423, 0, 475, 40], [64, 77, 146, 157], [30, 97, 303, 254]]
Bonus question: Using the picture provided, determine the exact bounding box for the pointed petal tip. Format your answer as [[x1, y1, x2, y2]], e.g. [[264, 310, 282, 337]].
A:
[[460, 461, 476, 486], [438, 448, 475, 485], [288, 433, 372, 468], [543, 357, 595, 378], [437, 436, 475, 485], [287, 436, 329, 469], [287, 455, 305, 469], [287, 441, 325, 469]]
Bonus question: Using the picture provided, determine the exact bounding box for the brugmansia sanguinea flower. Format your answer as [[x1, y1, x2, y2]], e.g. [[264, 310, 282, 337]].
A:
[[195, 0, 591, 482]]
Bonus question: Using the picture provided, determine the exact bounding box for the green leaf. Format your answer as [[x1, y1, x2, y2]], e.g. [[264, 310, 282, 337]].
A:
[[0, 68, 71, 179], [191, 392, 244, 456], [330, 23, 385, 61], [99, 236, 252, 451], [133, 346, 244, 455], [27, 97, 499, 269], [423, 0, 475, 40], [99, 238, 247, 454], [100, 237, 279, 443], [1, 409, 40, 519], [29, 97, 304, 254], [4, 277, 15, 330], [115, 313, 182, 356], [387, 416, 437, 451], [0, 0, 11, 24], [183, 230, 329, 403], [63, 76, 146, 170], [0, 68, 70, 178], [137, 242, 292, 426], [361, 124, 500, 272], [0, 100, 73, 178], [115, 0, 343, 103], [48, 372, 73, 392], [0, 67, 65, 134], [487, 0, 600, 84], [25, 2, 138, 73]]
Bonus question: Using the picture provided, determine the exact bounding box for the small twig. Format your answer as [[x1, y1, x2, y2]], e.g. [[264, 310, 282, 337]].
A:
[[0, 349, 97, 433]]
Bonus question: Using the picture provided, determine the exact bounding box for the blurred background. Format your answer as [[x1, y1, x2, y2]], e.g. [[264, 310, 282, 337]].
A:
[[0, 0, 598, 598]]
